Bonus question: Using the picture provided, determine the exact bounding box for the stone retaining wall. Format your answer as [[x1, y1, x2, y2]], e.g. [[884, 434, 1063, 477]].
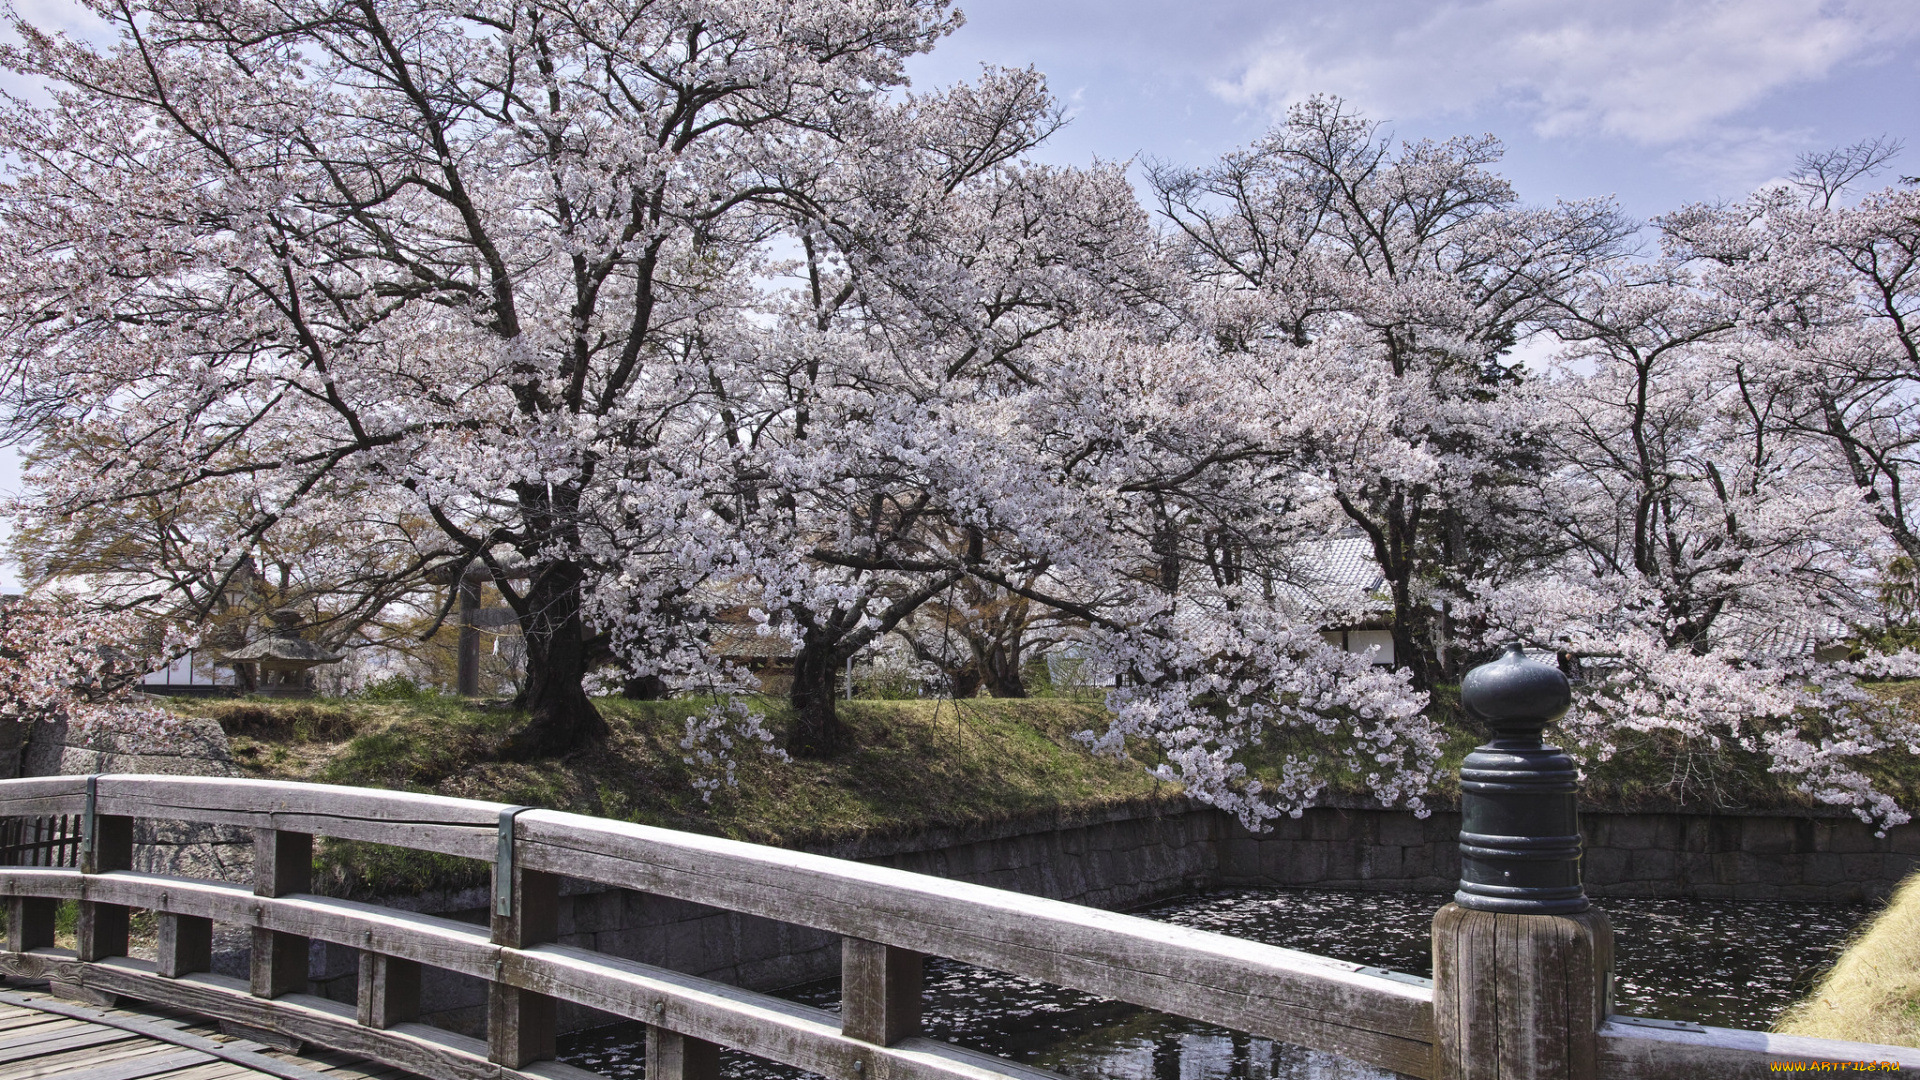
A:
[[1216, 805, 1920, 905]]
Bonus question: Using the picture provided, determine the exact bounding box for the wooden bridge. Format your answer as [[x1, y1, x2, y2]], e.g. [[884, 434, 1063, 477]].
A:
[[0, 775, 1915, 1080], [0, 985, 411, 1080]]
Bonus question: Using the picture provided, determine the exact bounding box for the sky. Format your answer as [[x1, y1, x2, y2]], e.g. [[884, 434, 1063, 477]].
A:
[[2, 0, 1918, 588]]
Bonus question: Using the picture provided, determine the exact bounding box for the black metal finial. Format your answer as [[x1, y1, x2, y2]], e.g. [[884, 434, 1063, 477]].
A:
[[1454, 643, 1589, 914]]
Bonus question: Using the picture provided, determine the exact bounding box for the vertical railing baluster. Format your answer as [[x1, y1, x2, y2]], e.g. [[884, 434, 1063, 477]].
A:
[[251, 828, 312, 999], [357, 951, 421, 1029], [5, 897, 55, 952], [488, 808, 558, 1068], [156, 911, 213, 978], [841, 937, 924, 1047], [648, 1026, 720, 1080], [77, 808, 133, 961]]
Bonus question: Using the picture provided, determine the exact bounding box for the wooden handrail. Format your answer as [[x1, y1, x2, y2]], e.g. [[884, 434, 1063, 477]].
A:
[[0, 775, 1915, 1080]]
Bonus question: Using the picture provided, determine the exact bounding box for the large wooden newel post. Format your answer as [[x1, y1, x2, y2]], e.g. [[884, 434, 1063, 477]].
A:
[[1433, 644, 1612, 1080]]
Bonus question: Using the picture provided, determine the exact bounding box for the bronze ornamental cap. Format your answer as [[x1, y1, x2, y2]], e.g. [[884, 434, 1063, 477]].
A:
[[1460, 642, 1570, 733]]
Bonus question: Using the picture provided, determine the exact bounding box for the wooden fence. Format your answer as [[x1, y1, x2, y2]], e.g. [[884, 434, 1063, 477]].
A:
[[0, 775, 1912, 1080]]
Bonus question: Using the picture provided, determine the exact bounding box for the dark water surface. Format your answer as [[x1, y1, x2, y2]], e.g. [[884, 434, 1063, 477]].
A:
[[559, 888, 1871, 1080]]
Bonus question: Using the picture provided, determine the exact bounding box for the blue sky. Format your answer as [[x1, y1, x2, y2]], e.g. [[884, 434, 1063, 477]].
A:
[[904, 0, 1920, 219], [3, 0, 1918, 587]]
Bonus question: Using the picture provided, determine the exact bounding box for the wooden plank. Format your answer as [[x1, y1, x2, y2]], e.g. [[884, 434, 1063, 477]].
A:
[[90, 779, 502, 861], [9, 871, 1387, 1080], [80, 815, 134, 965], [0, 776, 90, 818], [253, 831, 312, 1001], [24, 1048, 211, 1080], [0, 1042, 185, 1080], [1595, 1018, 1920, 1078], [7, 898, 55, 952], [8, 777, 1433, 1072], [69, 963, 601, 1080], [512, 810, 1438, 1076], [0, 988, 340, 1080], [10, 873, 502, 983], [137, 1067, 261, 1080], [0, 1010, 78, 1033], [511, 940, 1073, 1080], [0, 868, 83, 901], [0, 1027, 138, 1064]]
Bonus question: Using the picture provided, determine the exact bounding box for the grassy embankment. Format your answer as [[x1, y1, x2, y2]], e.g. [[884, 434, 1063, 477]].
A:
[[1776, 870, 1920, 1049], [170, 693, 1173, 897], [161, 680, 1920, 899]]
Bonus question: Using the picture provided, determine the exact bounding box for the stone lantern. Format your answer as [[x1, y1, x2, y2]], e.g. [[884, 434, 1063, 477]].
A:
[[222, 608, 342, 697]]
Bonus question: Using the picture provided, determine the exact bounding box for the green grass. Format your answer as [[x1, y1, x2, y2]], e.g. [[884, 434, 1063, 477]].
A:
[[167, 680, 1920, 898], [170, 694, 1172, 898]]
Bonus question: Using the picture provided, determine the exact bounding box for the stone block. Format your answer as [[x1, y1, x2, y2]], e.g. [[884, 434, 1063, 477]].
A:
[[1583, 846, 1628, 886], [1287, 843, 1330, 883], [1804, 852, 1845, 882], [1820, 823, 1880, 855], [1611, 815, 1678, 851], [1375, 814, 1428, 848], [1841, 852, 1894, 882], [1628, 847, 1679, 882], [1887, 825, 1920, 855], [1361, 845, 1403, 881], [1734, 816, 1797, 855]]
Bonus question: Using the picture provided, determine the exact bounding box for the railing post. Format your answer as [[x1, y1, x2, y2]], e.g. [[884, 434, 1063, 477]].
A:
[[1432, 644, 1613, 1080], [357, 951, 420, 1029], [842, 937, 923, 1046], [648, 1026, 721, 1080], [156, 912, 212, 977], [77, 810, 133, 961], [489, 808, 558, 1068], [5, 897, 55, 952], [252, 827, 312, 999]]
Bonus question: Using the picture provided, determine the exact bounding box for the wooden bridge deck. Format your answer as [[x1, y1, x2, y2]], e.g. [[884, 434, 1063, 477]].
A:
[[0, 985, 420, 1080]]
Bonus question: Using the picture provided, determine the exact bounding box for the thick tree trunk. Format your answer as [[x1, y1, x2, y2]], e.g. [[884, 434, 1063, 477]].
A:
[[504, 562, 608, 759], [980, 642, 1026, 698], [787, 642, 841, 758], [1388, 572, 1436, 692], [946, 665, 982, 699]]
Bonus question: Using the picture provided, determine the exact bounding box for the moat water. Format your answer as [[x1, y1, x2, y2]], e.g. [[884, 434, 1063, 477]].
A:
[[558, 888, 1872, 1080]]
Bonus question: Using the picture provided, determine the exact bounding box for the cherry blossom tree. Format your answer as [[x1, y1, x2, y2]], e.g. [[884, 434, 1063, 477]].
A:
[[1148, 97, 1632, 689], [0, 0, 965, 756], [1661, 152, 1920, 568], [0, 597, 190, 777], [1470, 232, 1920, 830]]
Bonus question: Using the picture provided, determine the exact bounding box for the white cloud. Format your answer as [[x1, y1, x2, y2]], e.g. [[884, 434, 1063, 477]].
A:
[[1217, 0, 1920, 145]]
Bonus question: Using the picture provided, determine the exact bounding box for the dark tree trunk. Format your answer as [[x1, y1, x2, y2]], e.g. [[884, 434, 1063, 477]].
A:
[[504, 561, 608, 759], [946, 665, 982, 699], [1388, 576, 1436, 692], [980, 642, 1026, 698], [787, 641, 841, 758], [622, 674, 670, 700]]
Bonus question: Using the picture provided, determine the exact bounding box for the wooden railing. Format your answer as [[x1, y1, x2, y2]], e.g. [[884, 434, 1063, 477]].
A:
[[0, 775, 1913, 1080]]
